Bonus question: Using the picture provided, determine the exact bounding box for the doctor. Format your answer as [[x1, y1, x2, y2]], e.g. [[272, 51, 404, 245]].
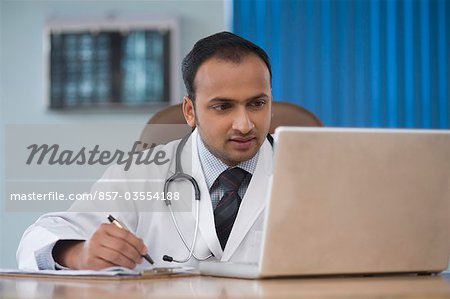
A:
[[17, 31, 274, 270]]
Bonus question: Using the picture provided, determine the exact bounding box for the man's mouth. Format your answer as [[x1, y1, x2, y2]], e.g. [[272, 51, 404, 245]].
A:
[[229, 137, 256, 149]]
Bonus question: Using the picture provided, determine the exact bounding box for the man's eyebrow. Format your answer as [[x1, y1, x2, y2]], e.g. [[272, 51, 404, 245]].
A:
[[246, 93, 270, 101], [208, 93, 269, 103], [208, 97, 234, 104]]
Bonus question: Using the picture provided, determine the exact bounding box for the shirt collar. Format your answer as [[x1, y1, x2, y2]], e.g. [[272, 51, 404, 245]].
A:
[[197, 135, 259, 190]]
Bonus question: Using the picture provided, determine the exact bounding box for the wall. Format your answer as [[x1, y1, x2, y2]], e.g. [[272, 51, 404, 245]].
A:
[[0, 0, 226, 268]]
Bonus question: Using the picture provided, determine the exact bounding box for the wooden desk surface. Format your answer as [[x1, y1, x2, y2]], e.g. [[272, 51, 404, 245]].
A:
[[1, 273, 450, 299]]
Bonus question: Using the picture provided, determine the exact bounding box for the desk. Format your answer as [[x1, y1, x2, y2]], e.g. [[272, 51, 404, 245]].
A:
[[1, 273, 450, 299]]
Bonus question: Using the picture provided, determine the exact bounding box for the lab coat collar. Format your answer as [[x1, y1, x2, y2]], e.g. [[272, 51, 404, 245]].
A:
[[190, 129, 224, 259]]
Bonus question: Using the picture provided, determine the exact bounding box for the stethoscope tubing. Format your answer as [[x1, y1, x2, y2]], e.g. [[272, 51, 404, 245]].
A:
[[167, 201, 212, 262], [163, 133, 212, 263]]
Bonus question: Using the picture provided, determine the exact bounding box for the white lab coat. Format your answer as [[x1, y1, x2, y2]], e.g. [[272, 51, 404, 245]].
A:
[[17, 129, 273, 270]]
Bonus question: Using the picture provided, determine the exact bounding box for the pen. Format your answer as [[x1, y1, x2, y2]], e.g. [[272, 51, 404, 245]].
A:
[[107, 214, 154, 265]]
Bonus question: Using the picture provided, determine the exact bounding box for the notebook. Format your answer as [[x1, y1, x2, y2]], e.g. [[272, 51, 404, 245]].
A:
[[200, 127, 450, 278]]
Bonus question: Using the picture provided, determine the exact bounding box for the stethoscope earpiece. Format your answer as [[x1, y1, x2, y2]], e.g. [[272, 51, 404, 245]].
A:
[[162, 255, 174, 262]]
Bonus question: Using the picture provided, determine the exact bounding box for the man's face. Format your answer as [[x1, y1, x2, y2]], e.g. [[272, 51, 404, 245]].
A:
[[183, 54, 272, 166]]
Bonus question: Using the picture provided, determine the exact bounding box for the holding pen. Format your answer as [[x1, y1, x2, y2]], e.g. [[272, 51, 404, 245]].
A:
[[108, 215, 154, 265]]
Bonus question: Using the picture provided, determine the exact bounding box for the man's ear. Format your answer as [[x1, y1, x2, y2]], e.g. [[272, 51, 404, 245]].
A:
[[182, 96, 196, 128]]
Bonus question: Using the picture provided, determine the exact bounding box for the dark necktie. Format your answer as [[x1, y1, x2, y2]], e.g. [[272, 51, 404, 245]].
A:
[[214, 167, 249, 250]]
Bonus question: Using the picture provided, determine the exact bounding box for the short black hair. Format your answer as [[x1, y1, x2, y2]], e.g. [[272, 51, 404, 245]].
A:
[[182, 31, 272, 101]]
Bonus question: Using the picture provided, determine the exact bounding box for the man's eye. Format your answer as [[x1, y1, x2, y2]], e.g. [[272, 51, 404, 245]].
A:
[[212, 103, 231, 111], [250, 100, 266, 108]]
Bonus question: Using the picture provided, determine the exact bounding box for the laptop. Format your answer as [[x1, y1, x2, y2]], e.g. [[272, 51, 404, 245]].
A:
[[200, 127, 450, 279]]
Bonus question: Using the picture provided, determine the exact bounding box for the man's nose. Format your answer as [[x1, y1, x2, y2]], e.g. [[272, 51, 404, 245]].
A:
[[232, 108, 254, 134]]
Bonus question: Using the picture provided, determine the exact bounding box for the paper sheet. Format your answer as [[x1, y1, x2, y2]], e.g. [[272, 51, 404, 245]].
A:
[[0, 266, 139, 276], [0, 266, 197, 278]]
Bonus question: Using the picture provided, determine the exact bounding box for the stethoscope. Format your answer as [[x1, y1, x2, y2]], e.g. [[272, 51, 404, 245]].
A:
[[162, 132, 274, 263]]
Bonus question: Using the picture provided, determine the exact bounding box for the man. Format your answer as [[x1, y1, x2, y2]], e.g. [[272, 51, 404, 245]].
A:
[[17, 31, 273, 270]]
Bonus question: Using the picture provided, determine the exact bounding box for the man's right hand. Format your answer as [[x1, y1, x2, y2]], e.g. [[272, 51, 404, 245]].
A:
[[52, 223, 149, 270]]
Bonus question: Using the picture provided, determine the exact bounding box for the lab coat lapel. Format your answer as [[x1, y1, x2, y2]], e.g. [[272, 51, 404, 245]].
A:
[[189, 130, 224, 260], [221, 140, 273, 261]]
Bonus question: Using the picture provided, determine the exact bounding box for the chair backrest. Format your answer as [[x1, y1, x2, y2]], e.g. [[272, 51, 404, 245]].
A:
[[139, 101, 323, 146], [268, 101, 323, 131]]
